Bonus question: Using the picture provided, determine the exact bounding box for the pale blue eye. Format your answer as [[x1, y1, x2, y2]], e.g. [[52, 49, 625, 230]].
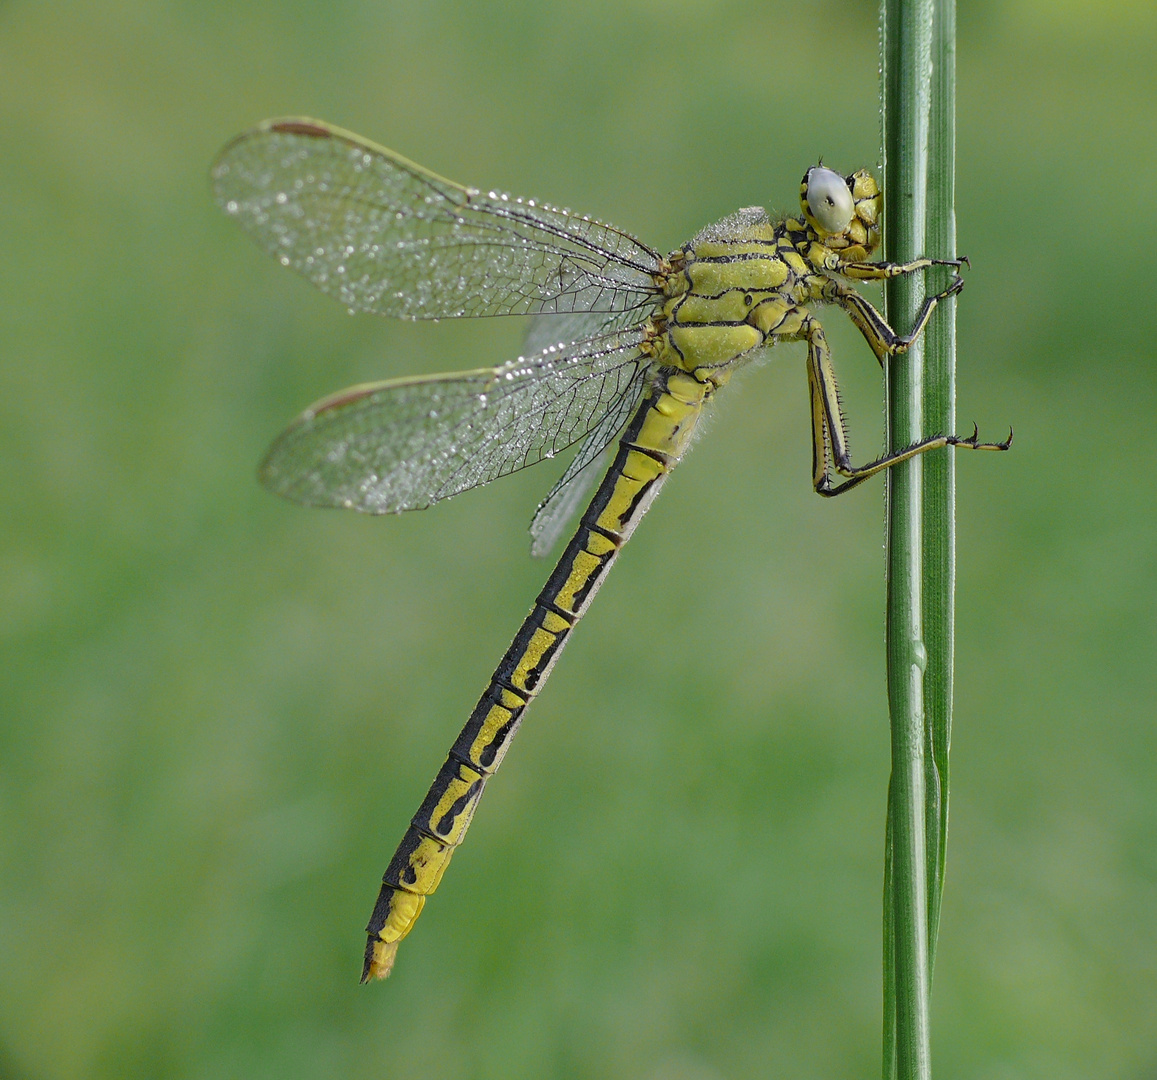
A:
[[806, 167, 854, 234]]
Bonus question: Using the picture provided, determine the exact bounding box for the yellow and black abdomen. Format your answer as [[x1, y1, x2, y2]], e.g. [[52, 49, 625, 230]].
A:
[[362, 367, 711, 980]]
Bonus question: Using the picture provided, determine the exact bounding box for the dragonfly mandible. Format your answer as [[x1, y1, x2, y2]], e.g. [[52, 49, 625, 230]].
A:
[[212, 118, 1008, 981]]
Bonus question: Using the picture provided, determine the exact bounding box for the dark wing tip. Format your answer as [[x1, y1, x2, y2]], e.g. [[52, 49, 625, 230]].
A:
[[266, 119, 333, 139]]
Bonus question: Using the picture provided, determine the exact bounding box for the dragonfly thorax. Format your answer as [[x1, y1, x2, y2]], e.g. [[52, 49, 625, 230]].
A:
[[647, 200, 843, 380]]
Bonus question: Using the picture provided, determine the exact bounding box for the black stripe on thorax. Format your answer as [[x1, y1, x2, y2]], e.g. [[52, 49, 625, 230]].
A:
[[692, 250, 789, 264], [670, 315, 757, 330], [682, 285, 766, 302]]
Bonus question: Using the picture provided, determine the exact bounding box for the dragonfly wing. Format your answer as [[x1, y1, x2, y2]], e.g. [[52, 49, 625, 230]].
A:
[[527, 362, 648, 557], [212, 118, 664, 321], [522, 309, 646, 357], [260, 329, 651, 513]]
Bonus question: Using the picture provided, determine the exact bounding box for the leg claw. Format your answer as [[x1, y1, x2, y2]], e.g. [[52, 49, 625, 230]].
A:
[[948, 423, 1013, 452], [930, 255, 970, 271]]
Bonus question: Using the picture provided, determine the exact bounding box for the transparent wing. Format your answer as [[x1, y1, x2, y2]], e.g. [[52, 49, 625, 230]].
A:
[[521, 308, 646, 357], [520, 312, 645, 556], [260, 329, 651, 513], [212, 118, 665, 321], [528, 362, 647, 557]]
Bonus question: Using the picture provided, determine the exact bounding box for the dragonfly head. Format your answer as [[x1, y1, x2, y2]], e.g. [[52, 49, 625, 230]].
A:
[[800, 166, 882, 259]]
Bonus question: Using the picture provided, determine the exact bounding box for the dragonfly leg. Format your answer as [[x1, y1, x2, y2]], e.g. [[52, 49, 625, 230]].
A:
[[838, 254, 969, 282], [829, 274, 965, 367], [805, 316, 853, 493], [804, 313, 1011, 498]]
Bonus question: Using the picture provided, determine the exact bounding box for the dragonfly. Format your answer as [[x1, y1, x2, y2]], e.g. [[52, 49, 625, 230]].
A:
[[212, 118, 1009, 982]]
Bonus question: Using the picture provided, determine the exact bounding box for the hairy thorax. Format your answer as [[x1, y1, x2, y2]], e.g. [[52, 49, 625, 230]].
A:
[[645, 217, 835, 383]]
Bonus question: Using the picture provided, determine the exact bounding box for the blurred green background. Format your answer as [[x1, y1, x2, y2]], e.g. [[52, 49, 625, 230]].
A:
[[2, 1, 1155, 1077]]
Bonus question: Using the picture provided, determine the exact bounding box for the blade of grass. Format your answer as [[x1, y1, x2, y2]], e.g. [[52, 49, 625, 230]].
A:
[[880, 0, 937, 1078], [923, 0, 957, 979]]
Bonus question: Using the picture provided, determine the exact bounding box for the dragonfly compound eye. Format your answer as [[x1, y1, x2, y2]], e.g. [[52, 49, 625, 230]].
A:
[[805, 166, 855, 235]]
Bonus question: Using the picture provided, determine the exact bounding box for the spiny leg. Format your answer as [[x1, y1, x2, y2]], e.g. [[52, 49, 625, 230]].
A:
[[829, 274, 966, 366], [807, 339, 836, 492], [804, 316, 858, 494], [837, 254, 969, 282], [817, 424, 1013, 498], [803, 314, 1011, 498]]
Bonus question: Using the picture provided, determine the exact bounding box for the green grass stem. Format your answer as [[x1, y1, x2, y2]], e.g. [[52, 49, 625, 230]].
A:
[[922, 0, 957, 979], [879, 0, 956, 1076]]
